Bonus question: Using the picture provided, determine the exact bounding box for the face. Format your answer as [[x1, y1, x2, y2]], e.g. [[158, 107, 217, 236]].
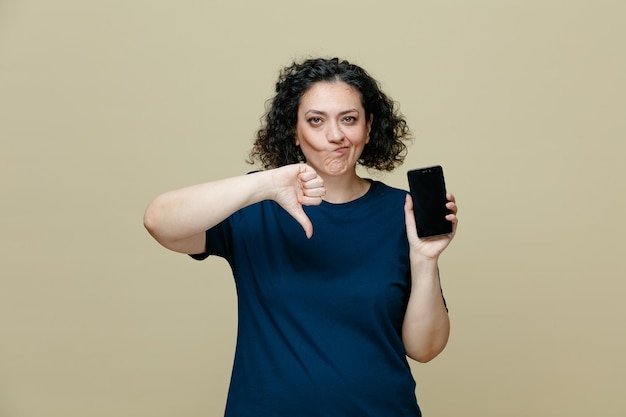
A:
[[295, 81, 372, 177]]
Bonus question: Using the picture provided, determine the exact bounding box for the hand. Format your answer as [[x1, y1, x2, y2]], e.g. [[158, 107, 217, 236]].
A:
[[404, 193, 458, 260], [271, 164, 326, 238]]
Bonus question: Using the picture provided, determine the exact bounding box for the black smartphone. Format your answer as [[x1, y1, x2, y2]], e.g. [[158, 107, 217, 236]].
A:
[[407, 165, 453, 239]]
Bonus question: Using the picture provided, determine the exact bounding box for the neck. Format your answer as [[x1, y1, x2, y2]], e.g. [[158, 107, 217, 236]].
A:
[[321, 173, 370, 204]]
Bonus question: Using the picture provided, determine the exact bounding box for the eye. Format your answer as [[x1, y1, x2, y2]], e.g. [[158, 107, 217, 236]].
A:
[[342, 116, 357, 124], [308, 117, 323, 125]]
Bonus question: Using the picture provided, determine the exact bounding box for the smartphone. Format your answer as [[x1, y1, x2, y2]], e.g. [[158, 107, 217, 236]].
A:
[[407, 165, 453, 239]]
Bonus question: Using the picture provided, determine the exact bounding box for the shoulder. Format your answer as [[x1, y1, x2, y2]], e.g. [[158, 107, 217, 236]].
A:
[[368, 180, 408, 201], [353, 180, 408, 218]]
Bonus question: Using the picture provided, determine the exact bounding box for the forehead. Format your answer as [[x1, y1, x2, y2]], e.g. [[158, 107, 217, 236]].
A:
[[299, 81, 363, 111]]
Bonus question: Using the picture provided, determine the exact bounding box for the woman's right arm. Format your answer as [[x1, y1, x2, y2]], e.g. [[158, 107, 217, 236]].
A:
[[143, 164, 325, 254]]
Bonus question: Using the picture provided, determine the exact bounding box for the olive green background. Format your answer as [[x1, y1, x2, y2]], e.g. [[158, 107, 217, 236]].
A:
[[1, 1, 624, 416]]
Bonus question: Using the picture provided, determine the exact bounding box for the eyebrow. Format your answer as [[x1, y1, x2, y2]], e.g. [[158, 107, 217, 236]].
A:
[[304, 108, 360, 116]]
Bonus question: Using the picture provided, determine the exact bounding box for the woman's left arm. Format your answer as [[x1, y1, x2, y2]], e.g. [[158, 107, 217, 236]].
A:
[[401, 193, 458, 363]]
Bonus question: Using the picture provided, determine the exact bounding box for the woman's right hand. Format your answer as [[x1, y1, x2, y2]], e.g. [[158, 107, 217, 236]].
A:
[[270, 164, 325, 238], [144, 164, 326, 253]]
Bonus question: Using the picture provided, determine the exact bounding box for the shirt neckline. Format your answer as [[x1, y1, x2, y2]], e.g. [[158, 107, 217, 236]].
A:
[[320, 179, 377, 208]]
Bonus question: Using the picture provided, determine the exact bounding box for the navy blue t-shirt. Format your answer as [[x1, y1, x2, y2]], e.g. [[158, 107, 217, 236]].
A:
[[192, 180, 422, 417]]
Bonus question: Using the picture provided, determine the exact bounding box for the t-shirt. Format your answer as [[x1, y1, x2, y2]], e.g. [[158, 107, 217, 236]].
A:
[[191, 180, 422, 417]]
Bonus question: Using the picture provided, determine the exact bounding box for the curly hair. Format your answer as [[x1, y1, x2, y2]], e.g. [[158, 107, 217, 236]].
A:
[[248, 57, 411, 171]]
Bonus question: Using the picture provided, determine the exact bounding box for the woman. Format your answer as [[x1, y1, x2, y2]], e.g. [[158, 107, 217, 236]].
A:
[[144, 57, 458, 417]]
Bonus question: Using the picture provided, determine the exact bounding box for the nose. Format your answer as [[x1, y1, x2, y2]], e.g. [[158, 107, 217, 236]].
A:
[[327, 120, 345, 143]]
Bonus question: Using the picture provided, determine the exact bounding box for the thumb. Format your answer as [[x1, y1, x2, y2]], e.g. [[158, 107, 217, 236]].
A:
[[404, 194, 418, 238], [290, 205, 314, 239]]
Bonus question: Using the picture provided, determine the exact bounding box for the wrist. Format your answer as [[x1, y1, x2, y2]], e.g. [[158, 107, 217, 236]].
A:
[[410, 248, 440, 263], [410, 251, 439, 271], [239, 170, 276, 205]]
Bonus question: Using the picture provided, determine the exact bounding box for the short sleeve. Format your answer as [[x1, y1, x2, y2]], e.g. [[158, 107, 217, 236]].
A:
[[188, 218, 233, 261]]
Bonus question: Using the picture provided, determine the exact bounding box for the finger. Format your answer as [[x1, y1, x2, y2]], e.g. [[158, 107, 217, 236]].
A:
[[298, 163, 319, 181], [299, 195, 323, 206], [302, 186, 326, 198], [290, 205, 315, 238], [446, 213, 458, 236], [299, 169, 325, 198], [301, 176, 324, 189], [446, 193, 457, 215], [445, 213, 458, 223], [404, 194, 418, 235], [404, 193, 414, 212]]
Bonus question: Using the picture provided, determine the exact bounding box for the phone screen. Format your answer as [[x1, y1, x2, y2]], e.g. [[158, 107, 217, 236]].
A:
[[407, 165, 452, 238]]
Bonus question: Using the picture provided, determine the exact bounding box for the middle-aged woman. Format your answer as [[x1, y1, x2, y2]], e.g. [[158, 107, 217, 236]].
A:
[[144, 57, 458, 417]]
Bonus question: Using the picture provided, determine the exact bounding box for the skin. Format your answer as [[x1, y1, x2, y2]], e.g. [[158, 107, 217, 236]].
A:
[[402, 192, 457, 362], [143, 80, 458, 363], [294, 81, 372, 203]]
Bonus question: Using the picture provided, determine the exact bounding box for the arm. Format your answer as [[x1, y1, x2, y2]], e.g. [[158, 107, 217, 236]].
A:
[[401, 193, 458, 363], [143, 164, 325, 254]]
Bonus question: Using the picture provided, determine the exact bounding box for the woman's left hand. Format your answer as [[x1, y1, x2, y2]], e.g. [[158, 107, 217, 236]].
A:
[[404, 193, 458, 260]]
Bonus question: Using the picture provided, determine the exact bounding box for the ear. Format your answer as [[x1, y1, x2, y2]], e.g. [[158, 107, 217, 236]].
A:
[[366, 114, 373, 143]]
